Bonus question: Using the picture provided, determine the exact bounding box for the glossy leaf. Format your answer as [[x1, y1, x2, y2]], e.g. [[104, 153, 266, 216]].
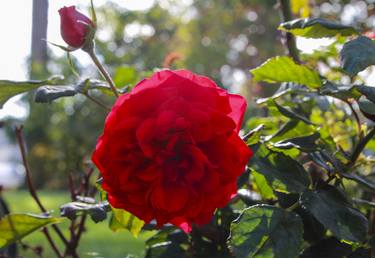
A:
[[341, 36, 375, 77], [279, 18, 358, 38], [250, 145, 310, 193], [300, 187, 368, 243], [0, 214, 63, 248], [0, 76, 63, 108], [109, 208, 144, 237], [229, 205, 303, 258], [251, 56, 321, 88]]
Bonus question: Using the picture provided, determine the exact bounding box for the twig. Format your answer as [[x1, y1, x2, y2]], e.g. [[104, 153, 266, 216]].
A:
[[278, 0, 300, 63], [15, 126, 69, 248], [83, 92, 111, 111]]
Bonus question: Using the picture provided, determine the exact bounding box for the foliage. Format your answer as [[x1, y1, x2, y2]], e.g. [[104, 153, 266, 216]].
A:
[[2, 0, 375, 257]]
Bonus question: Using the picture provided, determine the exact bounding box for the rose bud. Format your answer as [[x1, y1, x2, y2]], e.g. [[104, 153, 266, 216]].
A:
[[92, 69, 253, 233], [58, 6, 95, 49]]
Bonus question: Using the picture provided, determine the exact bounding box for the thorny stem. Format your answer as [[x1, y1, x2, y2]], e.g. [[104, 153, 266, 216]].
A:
[[85, 46, 119, 98], [15, 126, 65, 258], [278, 0, 300, 63]]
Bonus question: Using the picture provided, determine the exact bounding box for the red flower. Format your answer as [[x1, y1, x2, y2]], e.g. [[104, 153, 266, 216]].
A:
[[92, 70, 252, 232], [58, 6, 94, 48]]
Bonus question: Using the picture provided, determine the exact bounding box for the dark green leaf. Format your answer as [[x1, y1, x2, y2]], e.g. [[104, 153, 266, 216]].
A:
[[279, 18, 358, 38], [273, 101, 314, 125], [272, 132, 320, 152], [355, 85, 375, 103], [299, 237, 352, 258], [342, 173, 375, 193], [0, 214, 63, 248], [256, 83, 311, 104], [320, 81, 361, 101], [229, 205, 303, 258], [146, 229, 188, 258], [300, 187, 368, 242], [60, 201, 110, 223], [34, 86, 77, 103], [250, 145, 311, 193], [358, 97, 375, 120], [0, 75, 64, 108], [109, 208, 144, 237], [340, 36, 375, 77], [250, 56, 321, 89]]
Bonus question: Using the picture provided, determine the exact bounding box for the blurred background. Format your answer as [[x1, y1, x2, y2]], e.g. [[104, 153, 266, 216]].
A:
[[1, 0, 375, 256]]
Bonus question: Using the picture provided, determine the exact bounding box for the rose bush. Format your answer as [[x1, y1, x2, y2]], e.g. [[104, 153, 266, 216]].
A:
[[92, 69, 252, 232], [59, 6, 94, 48]]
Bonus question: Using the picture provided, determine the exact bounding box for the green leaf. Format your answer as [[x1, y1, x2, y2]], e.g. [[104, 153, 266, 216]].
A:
[[34, 86, 77, 103], [340, 36, 375, 77], [0, 75, 64, 108], [272, 132, 320, 152], [279, 18, 358, 38], [251, 169, 275, 199], [300, 187, 368, 243], [300, 237, 352, 258], [0, 213, 63, 248], [60, 201, 110, 223], [342, 173, 375, 193], [319, 81, 361, 101], [250, 145, 311, 193], [273, 101, 314, 125], [229, 205, 303, 258], [355, 85, 375, 103], [244, 124, 264, 145], [109, 208, 144, 237], [146, 229, 188, 258], [358, 97, 375, 120], [256, 83, 311, 104], [250, 56, 321, 88]]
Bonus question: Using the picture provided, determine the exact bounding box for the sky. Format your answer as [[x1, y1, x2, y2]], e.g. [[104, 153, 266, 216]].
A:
[[0, 0, 366, 120]]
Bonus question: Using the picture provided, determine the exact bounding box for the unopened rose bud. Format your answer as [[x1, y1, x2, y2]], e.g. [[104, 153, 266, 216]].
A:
[[59, 6, 95, 49]]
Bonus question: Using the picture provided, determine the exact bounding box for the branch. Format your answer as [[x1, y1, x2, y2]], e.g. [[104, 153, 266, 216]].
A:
[[278, 0, 300, 63], [15, 126, 69, 248]]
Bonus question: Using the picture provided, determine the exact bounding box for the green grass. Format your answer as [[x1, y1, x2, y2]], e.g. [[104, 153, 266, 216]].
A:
[[3, 190, 153, 258]]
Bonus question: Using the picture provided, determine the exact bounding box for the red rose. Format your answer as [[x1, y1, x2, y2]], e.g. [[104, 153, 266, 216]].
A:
[[92, 70, 252, 232], [59, 6, 94, 48]]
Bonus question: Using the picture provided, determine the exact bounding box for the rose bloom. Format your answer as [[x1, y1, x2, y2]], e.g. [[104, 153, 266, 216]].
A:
[[59, 6, 94, 48], [92, 70, 252, 232]]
